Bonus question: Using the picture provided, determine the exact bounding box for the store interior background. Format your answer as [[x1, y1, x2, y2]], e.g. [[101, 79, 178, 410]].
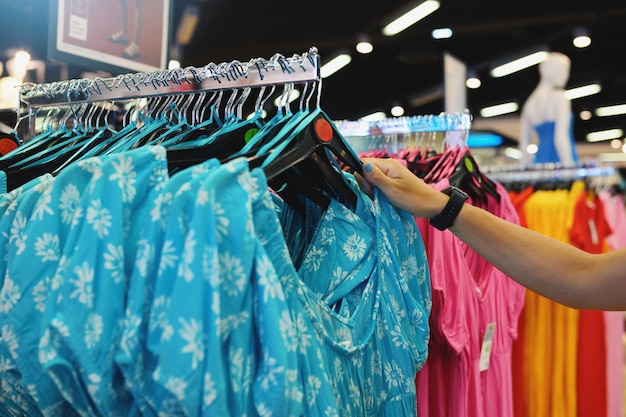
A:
[[1, 0, 626, 170]]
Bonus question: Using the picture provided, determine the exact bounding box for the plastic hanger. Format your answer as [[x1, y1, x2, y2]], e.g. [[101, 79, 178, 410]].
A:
[[252, 107, 363, 211]]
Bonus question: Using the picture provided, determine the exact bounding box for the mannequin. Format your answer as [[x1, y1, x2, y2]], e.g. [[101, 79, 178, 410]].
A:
[[519, 52, 579, 165]]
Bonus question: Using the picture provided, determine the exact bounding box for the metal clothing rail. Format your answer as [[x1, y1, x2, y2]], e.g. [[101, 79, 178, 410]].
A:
[[334, 112, 472, 137], [483, 163, 617, 184], [335, 112, 473, 155], [18, 47, 321, 108]]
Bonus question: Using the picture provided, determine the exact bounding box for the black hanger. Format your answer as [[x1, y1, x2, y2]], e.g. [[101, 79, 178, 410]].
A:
[[251, 110, 363, 211], [448, 150, 501, 204], [166, 117, 262, 174]]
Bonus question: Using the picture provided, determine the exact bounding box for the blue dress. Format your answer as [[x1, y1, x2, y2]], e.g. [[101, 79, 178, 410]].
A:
[[255, 169, 432, 416], [0, 146, 168, 416], [129, 157, 299, 416], [0, 174, 55, 417], [116, 157, 221, 416], [1, 147, 431, 417], [1, 154, 101, 416], [36, 146, 169, 416], [533, 113, 579, 164]]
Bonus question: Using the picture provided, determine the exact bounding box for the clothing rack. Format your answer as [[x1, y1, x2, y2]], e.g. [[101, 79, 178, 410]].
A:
[[334, 112, 471, 136], [16, 47, 321, 140], [335, 112, 472, 155], [483, 163, 618, 185]]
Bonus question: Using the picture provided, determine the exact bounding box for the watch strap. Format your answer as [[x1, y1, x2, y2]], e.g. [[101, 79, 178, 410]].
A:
[[429, 186, 468, 231]]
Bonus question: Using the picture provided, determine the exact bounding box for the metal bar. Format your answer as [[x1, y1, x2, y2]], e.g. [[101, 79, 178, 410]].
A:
[[19, 48, 320, 108]]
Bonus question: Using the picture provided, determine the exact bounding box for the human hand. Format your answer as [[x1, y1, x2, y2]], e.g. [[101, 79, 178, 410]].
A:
[[355, 157, 448, 219]]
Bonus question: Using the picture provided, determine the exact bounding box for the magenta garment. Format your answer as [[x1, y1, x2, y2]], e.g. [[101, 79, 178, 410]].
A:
[[414, 213, 482, 417], [603, 310, 624, 417], [599, 190, 626, 417], [415, 180, 525, 417], [459, 181, 526, 417], [598, 190, 626, 250]]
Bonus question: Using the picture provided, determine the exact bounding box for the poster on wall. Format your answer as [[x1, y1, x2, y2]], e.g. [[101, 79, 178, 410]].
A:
[[48, 0, 172, 74]]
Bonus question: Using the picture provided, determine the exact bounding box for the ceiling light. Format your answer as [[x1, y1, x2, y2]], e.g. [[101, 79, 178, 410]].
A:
[[356, 41, 373, 54], [573, 35, 591, 48], [586, 128, 623, 142], [391, 105, 405, 117], [579, 110, 592, 120], [490, 51, 549, 78], [526, 144, 538, 154], [176, 3, 201, 46], [573, 27, 591, 48], [360, 111, 387, 122], [382, 0, 440, 37], [598, 153, 626, 162], [595, 104, 626, 117], [565, 83, 601, 100], [479, 102, 519, 117], [14, 50, 31, 67], [273, 89, 300, 107], [466, 76, 481, 89], [432, 28, 452, 39], [320, 53, 352, 78], [505, 147, 523, 159]]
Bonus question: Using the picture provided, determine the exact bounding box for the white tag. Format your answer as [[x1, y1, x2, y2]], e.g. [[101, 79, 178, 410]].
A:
[[479, 322, 496, 372], [588, 219, 599, 246]]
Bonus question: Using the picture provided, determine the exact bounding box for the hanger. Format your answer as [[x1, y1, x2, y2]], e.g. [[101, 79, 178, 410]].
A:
[[51, 101, 117, 175], [447, 149, 501, 204], [252, 107, 363, 211], [164, 88, 265, 173]]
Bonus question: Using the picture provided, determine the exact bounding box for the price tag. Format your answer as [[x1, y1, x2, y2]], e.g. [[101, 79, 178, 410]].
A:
[[479, 322, 496, 372]]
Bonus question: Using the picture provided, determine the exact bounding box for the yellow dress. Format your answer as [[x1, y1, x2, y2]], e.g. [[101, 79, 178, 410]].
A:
[[516, 180, 584, 417]]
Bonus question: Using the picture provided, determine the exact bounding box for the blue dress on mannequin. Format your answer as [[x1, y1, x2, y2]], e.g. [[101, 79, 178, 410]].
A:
[[532, 113, 579, 165]]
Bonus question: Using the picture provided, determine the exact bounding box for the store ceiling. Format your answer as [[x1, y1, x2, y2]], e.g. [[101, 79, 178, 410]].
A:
[[1, 0, 626, 148]]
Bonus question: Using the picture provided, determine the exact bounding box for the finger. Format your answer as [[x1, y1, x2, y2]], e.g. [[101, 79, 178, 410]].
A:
[[354, 171, 374, 197]]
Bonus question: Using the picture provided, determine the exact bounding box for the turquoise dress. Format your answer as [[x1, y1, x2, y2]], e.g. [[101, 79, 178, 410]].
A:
[[37, 146, 169, 416], [124, 158, 299, 416], [0, 146, 168, 416], [1, 153, 101, 416], [0, 148, 431, 417], [256, 170, 432, 416], [116, 157, 221, 416], [0, 174, 55, 417]]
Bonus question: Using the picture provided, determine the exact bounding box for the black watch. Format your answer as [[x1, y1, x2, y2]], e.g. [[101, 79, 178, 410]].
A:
[[429, 186, 468, 231]]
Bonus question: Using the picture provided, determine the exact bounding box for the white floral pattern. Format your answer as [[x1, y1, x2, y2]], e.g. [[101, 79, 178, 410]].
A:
[[0, 147, 431, 417]]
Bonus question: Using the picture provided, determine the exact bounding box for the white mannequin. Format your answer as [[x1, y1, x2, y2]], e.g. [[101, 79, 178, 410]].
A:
[[519, 52, 578, 165]]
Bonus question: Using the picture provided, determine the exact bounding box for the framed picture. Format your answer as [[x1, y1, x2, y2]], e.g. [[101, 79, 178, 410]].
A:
[[48, 0, 172, 74]]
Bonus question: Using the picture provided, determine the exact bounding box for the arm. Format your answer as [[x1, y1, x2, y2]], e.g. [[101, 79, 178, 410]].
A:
[[358, 157, 626, 310]]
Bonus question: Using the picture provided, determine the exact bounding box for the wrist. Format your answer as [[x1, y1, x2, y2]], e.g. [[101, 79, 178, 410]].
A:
[[429, 186, 468, 230]]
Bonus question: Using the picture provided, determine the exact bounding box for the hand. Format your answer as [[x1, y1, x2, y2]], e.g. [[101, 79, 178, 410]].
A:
[[355, 157, 448, 218]]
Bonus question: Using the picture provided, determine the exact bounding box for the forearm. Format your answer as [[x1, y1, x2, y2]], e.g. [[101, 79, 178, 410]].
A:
[[359, 157, 626, 311], [449, 202, 626, 310]]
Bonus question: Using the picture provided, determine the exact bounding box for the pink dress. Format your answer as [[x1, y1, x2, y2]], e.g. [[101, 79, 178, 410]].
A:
[[415, 179, 525, 417]]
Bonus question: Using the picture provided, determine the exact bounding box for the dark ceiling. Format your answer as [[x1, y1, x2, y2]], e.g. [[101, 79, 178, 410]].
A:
[[1, 0, 626, 145]]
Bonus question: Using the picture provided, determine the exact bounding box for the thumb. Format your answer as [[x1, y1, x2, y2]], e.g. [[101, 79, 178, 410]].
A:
[[362, 159, 393, 189]]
